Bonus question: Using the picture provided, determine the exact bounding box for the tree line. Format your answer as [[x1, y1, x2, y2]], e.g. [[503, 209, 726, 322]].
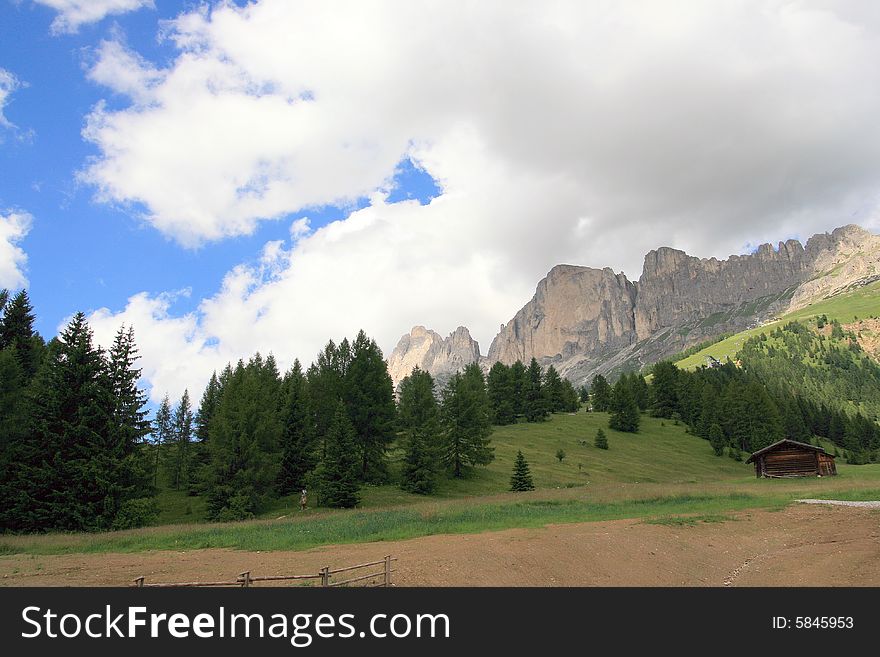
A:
[[1, 290, 154, 532]]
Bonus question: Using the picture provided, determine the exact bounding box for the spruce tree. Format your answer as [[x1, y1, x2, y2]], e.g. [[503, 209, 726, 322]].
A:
[[560, 379, 581, 412], [276, 359, 316, 495], [487, 361, 516, 425], [344, 331, 396, 483], [204, 355, 284, 519], [398, 367, 441, 495], [649, 361, 680, 418], [18, 313, 117, 531], [509, 450, 535, 491], [152, 395, 173, 488], [609, 378, 640, 433], [509, 360, 528, 419], [543, 365, 565, 413], [708, 423, 725, 456], [314, 405, 361, 508], [0, 289, 42, 380], [441, 364, 495, 477], [590, 374, 612, 412], [166, 390, 194, 490], [195, 372, 221, 443], [594, 428, 609, 449], [523, 358, 549, 422]]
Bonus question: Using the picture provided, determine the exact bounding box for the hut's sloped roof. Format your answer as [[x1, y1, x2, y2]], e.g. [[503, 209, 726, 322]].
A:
[[745, 438, 829, 464]]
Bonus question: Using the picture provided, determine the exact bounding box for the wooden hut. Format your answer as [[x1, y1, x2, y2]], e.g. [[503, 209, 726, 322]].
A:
[[746, 439, 837, 478]]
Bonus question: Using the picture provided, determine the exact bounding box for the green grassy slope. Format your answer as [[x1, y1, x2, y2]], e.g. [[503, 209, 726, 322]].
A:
[[5, 411, 879, 556], [675, 281, 880, 370]]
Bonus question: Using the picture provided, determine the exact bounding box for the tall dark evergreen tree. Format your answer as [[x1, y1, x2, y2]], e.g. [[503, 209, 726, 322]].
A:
[[314, 404, 361, 508], [152, 395, 173, 487], [441, 363, 494, 477], [590, 374, 612, 412], [205, 355, 284, 519], [276, 360, 316, 495], [487, 361, 516, 425], [649, 361, 680, 418], [608, 378, 640, 433], [397, 367, 441, 495], [0, 289, 42, 380], [195, 372, 221, 443], [165, 390, 194, 490], [344, 331, 396, 483], [509, 360, 528, 419], [15, 314, 118, 531], [523, 358, 549, 422], [543, 365, 565, 413]]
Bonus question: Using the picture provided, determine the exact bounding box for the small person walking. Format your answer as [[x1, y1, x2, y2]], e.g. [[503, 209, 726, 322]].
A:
[[299, 488, 308, 512]]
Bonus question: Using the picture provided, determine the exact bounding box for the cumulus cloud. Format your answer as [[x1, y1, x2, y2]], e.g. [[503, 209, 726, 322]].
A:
[[80, 0, 880, 399], [35, 0, 154, 34], [0, 211, 32, 289]]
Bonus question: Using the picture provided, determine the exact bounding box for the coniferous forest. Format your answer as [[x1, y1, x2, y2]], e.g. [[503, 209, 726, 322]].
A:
[[3, 286, 880, 535]]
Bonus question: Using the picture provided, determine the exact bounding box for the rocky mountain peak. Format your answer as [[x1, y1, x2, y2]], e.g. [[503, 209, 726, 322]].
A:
[[386, 325, 481, 388]]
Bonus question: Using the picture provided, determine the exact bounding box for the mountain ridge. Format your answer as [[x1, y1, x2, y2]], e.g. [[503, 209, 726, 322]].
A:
[[388, 224, 880, 387]]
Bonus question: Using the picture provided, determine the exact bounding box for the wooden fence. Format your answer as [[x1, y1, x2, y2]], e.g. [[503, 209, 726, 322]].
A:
[[132, 556, 397, 588]]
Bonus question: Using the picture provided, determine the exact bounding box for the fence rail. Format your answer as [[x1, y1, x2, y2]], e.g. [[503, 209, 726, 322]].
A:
[[133, 556, 397, 588]]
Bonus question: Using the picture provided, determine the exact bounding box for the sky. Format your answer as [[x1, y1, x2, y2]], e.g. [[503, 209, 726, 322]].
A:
[[2, 0, 880, 404]]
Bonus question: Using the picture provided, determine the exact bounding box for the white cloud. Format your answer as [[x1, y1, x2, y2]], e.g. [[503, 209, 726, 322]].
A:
[[80, 0, 880, 400], [0, 69, 19, 129], [35, 0, 154, 35], [0, 211, 32, 289]]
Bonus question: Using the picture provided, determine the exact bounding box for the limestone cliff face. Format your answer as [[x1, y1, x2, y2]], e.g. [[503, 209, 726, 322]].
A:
[[633, 240, 807, 341], [788, 225, 880, 310], [388, 224, 879, 387], [485, 265, 636, 367], [387, 326, 480, 388]]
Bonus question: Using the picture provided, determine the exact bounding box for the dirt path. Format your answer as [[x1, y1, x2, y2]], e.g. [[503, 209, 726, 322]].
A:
[[2, 505, 878, 587]]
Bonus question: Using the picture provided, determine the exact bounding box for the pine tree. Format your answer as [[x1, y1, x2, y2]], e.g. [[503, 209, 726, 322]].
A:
[[708, 423, 725, 456], [487, 361, 516, 425], [594, 428, 608, 449], [509, 450, 535, 491], [543, 365, 565, 413], [276, 360, 316, 495], [609, 378, 640, 433], [630, 373, 650, 411], [195, 372, 221, 443], [649, 361, 680, 418], [16, 313, 117, 531], [105, 325, 152, 511], [398, 367, 441, 495], [314, 405, 361, 508], [165, 390, 194, 490], [0, 289, 42, 380], [344, 331, 396, 483], [204, 355, 284, 519], [152, 395, 173, 488], [509, 360, 528, 419], [441, 364, 495, 477], [590, 374, 612, 412], [523, 358, 549, 422], [560, 379, 581, 412]]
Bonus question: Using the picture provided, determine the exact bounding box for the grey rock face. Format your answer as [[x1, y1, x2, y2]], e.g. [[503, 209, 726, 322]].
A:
[[389, 224, 878, 387], [387, 325, 481, 388]]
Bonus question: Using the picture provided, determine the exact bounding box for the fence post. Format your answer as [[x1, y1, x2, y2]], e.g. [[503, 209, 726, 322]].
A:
[[133, 576, 145, 588], [320, 566, 330, 587], [384, 555, 391, 587], [239, 571, 251, 588]]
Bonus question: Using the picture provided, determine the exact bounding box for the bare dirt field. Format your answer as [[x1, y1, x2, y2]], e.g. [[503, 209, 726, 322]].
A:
[[2, 504, 878, 587]]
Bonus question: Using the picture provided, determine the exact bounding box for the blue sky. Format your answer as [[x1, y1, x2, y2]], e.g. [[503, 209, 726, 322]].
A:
[[2, 1, 879, 402], [0, 0, 441, 340]]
